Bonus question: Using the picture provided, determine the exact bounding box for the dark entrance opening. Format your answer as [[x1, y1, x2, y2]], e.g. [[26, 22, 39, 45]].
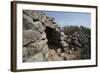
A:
[[45, 26, 61, 49]]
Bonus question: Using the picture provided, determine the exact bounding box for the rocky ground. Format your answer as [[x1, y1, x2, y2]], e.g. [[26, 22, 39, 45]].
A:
[[23, 10, 91, 62]]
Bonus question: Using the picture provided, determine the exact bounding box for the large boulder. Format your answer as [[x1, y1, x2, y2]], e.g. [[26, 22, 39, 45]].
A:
[[23, 30, 41, 46], [23, 14, 34, 30], [28, 39, 48, 52], [23, 10, 44, 22], [23, 13, 44, 32], [44, 19, 55, 28], [32, 21, 44, 33]]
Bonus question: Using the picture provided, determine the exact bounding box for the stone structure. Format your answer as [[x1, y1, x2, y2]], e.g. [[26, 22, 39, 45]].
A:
[[23, 10, 88, 62]]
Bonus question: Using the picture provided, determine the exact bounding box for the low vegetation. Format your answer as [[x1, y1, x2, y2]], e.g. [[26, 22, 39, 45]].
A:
[[62, 25, 91, 59]]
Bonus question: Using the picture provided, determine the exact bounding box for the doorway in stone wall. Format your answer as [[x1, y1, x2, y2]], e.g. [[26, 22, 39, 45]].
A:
[[45, 26, 62, 50]]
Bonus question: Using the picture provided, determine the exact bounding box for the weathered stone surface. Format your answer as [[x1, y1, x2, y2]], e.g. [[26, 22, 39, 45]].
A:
[[23, 10, 44, 22], [26, 46, 36, 56], [64, 37, 71, 43], [60, 41, 69, 47], [23, 47, 28, 62], [44, 19, 55, 28], [28, 39, 48, 52], [41, 32, 47, 40], [23, 14, 34, 30], [60, 32, 68, 41], [42, 44, 49, 55], [74, 40, 82, 47], [60, 32, 65, 36], [32, 21, 44, 33], [55, 28, 60, 32], [23, 13, 44, 32], [23, 30, 41, 46], [60, 36, 66, 41], [42, 44, 49, 60], [23, 46, 42, 62], [26, 52, 44, 62]]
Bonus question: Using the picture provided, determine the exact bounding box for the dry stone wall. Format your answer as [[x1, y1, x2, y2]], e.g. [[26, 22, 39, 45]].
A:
[[23, 10, 82, 62]]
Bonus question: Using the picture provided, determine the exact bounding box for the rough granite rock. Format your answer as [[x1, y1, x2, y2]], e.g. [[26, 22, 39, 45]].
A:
[[23, 30, 41, 46], [23, 47, 28, 62], [32, 21, 44, 33], [23, 10, 44, 22], [25, 52, 44, 62], [42, 44, 49, 60], [23, 14, 34, 30], [28, 39, 48, 52], [41, 32, 47, 40]]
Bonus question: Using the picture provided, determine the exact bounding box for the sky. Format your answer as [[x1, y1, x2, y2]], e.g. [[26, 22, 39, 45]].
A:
[[44, 11, 91, 28]]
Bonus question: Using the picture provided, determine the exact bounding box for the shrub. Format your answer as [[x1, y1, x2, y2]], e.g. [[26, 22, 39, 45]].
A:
[[62, 25, 91, 59]]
